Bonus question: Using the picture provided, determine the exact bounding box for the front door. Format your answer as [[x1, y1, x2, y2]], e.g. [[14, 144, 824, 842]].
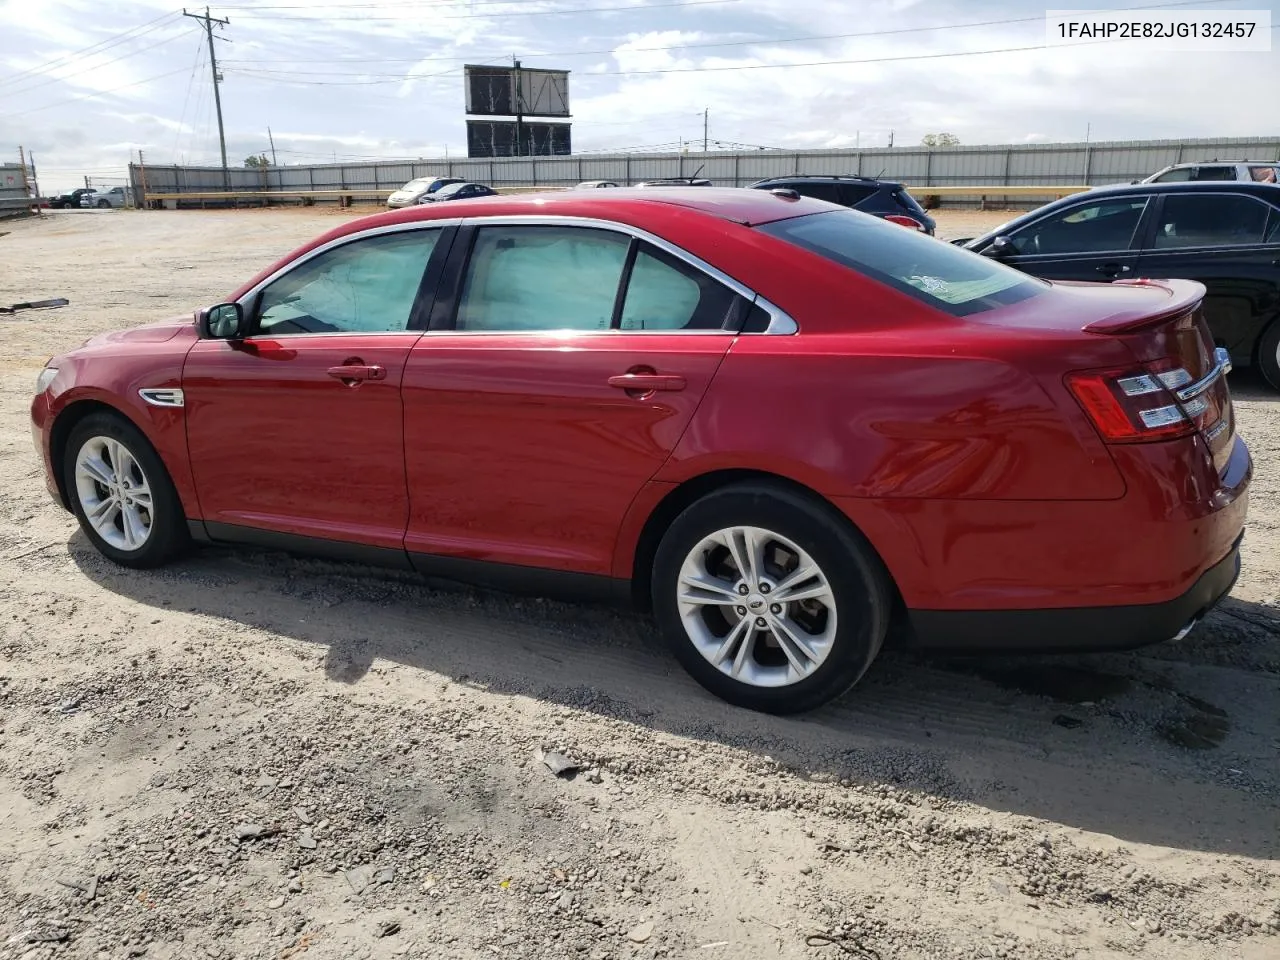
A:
[[999, 194, 1151, 282], [1134, 191, 1280, 364], [183, 226, 449, 549], [401, 221, 752, 575]]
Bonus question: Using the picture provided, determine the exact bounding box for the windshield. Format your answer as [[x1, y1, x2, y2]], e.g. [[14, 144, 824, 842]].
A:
[[435, 183, 468, 197], [758, 210, 1046, 317], [401, 178, 437, 191]]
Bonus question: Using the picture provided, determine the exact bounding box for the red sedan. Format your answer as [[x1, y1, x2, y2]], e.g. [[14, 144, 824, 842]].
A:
[[30, 189, 1250, 713]]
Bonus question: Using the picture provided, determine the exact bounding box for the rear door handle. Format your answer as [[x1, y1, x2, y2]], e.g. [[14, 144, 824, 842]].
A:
[[1096, 263, 1130, 278], [607, 372, 687, 392], [327, 363, 386, 383]]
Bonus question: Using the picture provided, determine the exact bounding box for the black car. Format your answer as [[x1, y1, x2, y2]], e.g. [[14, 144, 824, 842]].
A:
[[749, 175, 937, 235], [48, 188, 95, 209], [963, 181, 1280, 388], [418, 182, 497, 203], [635, 177, 713, 187]]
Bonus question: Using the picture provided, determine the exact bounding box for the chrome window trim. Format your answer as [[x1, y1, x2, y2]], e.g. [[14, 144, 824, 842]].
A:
[[233, 220, 460, 326], [448, 215, 798, 336], [138, 387, 185, 408], [231, 214, 798, 338]]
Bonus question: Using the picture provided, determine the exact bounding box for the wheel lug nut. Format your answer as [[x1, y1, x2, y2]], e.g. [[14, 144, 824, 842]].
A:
[[770, 604, 781, 614], [737, 584, 749, 595], [736, 606, 746, 616], [755, 617, 766, 627], [760, 583, 771, 594]]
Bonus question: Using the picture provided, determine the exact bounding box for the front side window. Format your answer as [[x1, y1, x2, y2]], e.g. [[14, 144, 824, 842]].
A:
[[255, 229, 440, 335], [1192, 166, 1235, 181], [1007, 198, 1149, 255], [1151, 194, 1271, 249], [758, 209, 1044, 317], [792, 182, 843, 204], [456, 226, 630, 332], [1152, 168, 1193, 183]]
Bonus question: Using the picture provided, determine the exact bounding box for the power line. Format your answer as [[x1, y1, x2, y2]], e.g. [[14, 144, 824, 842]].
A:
[[1, 27, 199, 99], [216, 0, 1247, 68], [232, 0, 737, 21], [0, 66, 194, 120], [171, 35, 207, 166], [0, 10, 182, 89]]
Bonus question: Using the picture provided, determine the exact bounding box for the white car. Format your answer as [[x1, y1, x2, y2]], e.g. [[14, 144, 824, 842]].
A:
[[79, 186, 130, 208], [386, 177, 465, 208], [1141, 160, 1280, 184]]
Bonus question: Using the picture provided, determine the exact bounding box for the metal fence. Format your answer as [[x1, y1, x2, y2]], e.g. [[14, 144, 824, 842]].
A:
[[0, 162, 34, 220], [131, 135, 1280, 206]]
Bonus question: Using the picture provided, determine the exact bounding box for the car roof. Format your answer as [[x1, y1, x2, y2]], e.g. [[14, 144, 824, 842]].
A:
[[1083, 180, 1280, 198], [754, 175, 901, 187]]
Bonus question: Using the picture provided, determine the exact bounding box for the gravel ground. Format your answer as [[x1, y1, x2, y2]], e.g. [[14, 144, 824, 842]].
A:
[[0, 207, 1278, 960]]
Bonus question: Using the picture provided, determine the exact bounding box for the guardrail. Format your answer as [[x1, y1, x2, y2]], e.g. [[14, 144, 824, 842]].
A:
[[142, 185, 557, 208]]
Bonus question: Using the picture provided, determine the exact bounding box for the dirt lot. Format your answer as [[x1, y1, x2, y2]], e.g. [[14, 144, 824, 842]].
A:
[[0, 207, 1278, 960]]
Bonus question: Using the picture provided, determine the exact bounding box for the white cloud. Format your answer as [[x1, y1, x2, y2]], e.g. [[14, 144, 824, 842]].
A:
[[1, 0, 1277, 189]]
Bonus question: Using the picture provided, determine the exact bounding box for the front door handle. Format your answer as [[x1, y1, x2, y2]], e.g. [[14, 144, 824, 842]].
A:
[[327, 362, 386, 384], [1096, 262, 1130, 279], [607, 372, 687, 394]]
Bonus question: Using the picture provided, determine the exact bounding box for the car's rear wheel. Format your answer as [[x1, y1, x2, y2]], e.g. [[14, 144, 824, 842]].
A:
[[63, 412, 187, 568], [652, 482, 891, 714], [1256, 318, 1280, 391], [96, 199, 111, 208]]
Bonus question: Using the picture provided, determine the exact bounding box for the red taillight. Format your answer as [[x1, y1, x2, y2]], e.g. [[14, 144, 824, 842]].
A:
[[1066, 362, 1197, 443], [883, 214, 926, 231]]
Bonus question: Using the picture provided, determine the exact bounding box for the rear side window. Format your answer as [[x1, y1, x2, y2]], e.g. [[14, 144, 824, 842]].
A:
[[837, 184, 879, 206], [1151, 194, 1271, 249], [1192, 166, 1235, 181], [759, 210, 1044, 317], [619, 244, 739, 330]]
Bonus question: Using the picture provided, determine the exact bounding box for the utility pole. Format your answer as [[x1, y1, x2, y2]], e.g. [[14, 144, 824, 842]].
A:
[[137, 150, 149, 209], [703, 107, 708, 152], [267, 127, 277, 165], [512, 57, 525, 158], [184, 7, 230, 190]]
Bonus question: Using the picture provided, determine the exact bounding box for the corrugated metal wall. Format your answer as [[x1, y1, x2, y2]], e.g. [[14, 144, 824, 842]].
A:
[[0, 162, 33, 220], [132, 135, 1280, 204]]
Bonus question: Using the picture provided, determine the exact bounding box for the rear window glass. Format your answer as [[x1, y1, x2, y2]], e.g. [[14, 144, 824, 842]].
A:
[[758, 210, 1045, 317]]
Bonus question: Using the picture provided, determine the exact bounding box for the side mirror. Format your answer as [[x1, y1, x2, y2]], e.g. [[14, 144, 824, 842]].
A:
[[198, 302, 245, 339], [982, 235, 1015, 259]]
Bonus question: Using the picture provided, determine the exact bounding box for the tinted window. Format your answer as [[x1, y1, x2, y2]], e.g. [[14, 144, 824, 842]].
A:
[[1152, 168, 1193, 182], [1249, 166, 1279, 183], [619, 243, 738, 330], [256, 230, 439, 335], [837, 184, 879, 206], [759, 209, 1043, 317], [1008, 198, 1148, 255], [456, 226, 629, 332], [1151, 194, 1271, 249], [790, 182, 843, 204], [1192, 166, 1235, 181]]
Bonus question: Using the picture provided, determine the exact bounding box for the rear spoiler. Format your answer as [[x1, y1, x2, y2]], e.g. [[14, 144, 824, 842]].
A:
[[1081, 278, 1206, 334]]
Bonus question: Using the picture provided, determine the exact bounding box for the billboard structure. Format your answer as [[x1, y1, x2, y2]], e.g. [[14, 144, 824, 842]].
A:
[[464, 63, 571, 159]]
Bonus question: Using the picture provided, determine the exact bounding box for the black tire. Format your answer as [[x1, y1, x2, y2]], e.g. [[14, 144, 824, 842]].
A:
[[96, 199, 111, 208], [62, 412, 188, 569], [652, 482, 892, 714], [1256, 319, 1280, 392]]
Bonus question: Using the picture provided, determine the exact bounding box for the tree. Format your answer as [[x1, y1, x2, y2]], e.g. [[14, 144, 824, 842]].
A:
[[921, 133, 960, 147], [243, 154, 271, 167]]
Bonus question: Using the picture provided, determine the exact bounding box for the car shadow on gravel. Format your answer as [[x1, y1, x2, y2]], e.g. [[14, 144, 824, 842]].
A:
[[70, 534, 1280, 862]]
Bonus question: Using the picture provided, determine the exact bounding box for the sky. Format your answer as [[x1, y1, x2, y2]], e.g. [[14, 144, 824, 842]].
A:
[[0, 0, 1277, 191]]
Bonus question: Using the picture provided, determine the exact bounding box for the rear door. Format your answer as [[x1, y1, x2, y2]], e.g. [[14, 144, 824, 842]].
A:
[[1134, 191, 1280, 365], [400, 220, 752, 576], [999, 194, 1152, 281]]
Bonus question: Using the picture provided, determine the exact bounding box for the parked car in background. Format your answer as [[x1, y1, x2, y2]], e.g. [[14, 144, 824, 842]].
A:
[[750, 175, 937, 235], [1141, 160, 1280, 184], [635, 177, 713, 187], [49, 188, 96, 209], [31, 189, 1249, 714], [80, 186, 129, 208], [575, 180, 620, 189], [963, 181, 1280, 387], [386, 176, 465, 208], [417, 182, 497, 203]]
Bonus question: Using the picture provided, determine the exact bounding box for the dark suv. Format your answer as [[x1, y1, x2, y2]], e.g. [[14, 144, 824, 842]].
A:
[[749, 175, 936, 235]]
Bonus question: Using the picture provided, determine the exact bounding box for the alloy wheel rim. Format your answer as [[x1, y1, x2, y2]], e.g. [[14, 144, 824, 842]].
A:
[[676, 525, 837, 688], [74, 436, 154, 552]]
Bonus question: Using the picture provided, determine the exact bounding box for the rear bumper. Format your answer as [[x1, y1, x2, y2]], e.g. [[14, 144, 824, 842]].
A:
[[905, 532, 1243, 653]]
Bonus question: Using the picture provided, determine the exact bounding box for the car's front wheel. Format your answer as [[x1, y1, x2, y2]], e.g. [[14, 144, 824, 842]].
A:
[[96, 199, 111, 208], [653, 482, 892, 714], [63, 412, 188, 568]]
